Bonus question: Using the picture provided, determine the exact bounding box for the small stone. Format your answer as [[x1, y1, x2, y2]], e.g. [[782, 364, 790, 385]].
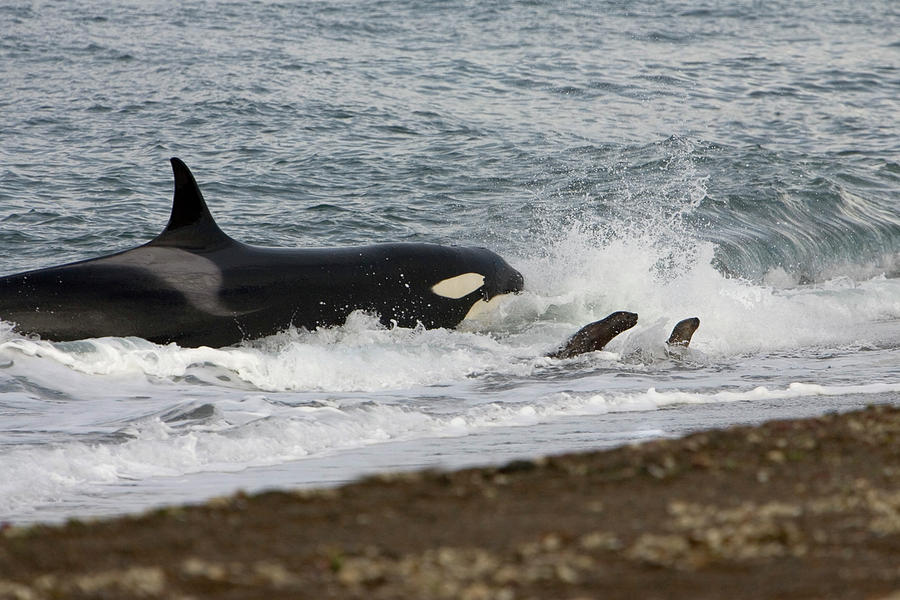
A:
[[579, 531, 622, 551], [767, 450, 786, 464]]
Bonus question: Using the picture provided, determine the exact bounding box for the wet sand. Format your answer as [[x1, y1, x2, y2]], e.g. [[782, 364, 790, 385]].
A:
[[1, 404, 898, 599]]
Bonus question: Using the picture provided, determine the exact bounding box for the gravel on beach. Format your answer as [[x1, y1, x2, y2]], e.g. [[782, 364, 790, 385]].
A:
[[1, 403, 899, 599]]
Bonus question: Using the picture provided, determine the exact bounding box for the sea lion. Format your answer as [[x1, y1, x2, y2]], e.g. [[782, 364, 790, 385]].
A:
[[550, 313, 700, 358]]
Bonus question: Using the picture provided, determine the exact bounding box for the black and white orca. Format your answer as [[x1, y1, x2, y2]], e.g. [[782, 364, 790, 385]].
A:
[[0, 158, 525, 347]]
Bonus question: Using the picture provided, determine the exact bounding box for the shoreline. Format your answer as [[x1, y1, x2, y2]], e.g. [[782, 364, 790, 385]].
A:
[[2, 404, 899, 599]]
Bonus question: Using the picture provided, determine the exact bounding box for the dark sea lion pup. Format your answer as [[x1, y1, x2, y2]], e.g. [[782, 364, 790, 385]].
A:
[[549, 313, 700, 359], [666, 317, 701, 347], [549, 311, 638, 359]]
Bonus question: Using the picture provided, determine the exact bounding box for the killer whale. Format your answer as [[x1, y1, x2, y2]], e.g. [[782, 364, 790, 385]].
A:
[[0, 158, 524, 347]]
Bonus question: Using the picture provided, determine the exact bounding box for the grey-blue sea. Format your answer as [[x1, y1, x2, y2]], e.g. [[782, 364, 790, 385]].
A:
[[0, 0, 898, 522]]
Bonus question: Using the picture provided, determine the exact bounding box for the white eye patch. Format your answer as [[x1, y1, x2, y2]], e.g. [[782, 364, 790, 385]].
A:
[[431, 272, 485, 299]]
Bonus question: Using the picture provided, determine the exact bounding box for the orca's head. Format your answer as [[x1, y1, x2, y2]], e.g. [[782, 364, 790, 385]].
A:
[[482, 254, 525, 299], [428, 248, 524, 322]]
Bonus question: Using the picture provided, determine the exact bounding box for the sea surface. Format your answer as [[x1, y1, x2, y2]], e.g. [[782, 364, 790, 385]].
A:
[[1, 0, 899, 523]]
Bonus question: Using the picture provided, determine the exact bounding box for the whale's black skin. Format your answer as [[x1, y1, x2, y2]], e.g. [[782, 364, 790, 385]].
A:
[[0, 158, 525, 347]]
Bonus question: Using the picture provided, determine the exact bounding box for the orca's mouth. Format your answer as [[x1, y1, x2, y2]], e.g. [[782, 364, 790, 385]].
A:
[[464, 266, 524, 322], [508, 269, 525, 293], [485, 267, 524, 300]]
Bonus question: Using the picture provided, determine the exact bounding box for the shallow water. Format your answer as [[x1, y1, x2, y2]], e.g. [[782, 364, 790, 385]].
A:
[[1, 0, 898, 523]]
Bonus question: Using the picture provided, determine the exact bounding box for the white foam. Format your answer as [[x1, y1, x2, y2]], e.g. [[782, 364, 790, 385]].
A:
[[591, 381, 900, 410], [510, 220, 900, 357], [2, 379, 896, 517], [0, 312, 535, 393], [0, 401, 439, 517]]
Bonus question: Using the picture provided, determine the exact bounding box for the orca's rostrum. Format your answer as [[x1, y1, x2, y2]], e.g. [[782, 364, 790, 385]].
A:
[[0, 158, 525, 347]]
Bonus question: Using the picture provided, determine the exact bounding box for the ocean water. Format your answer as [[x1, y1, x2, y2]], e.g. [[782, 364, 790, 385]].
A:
[[1, 0, 898, 523]]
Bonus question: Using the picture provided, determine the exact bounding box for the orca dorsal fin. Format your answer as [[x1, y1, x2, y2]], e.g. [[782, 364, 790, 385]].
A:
[[150, 157, 233, 249]]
